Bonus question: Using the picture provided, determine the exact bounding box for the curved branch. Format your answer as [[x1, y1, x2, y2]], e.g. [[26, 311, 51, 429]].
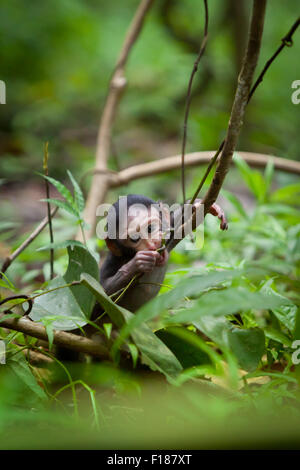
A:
[[105, 151, 300, 188]]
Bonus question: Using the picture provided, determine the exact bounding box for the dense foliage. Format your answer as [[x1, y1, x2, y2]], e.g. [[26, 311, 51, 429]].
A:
[[1, 156, 299, 448]]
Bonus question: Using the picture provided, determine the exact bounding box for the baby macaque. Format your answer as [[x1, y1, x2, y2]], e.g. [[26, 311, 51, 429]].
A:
[[99, 194, 227, 312]]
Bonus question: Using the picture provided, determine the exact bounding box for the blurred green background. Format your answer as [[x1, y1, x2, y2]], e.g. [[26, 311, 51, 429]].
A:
[[0, 0, 299, 191], [1, 1, 300, 450]]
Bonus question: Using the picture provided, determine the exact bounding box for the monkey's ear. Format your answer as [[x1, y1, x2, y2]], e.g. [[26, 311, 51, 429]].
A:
[[105, 238, 123, 257]]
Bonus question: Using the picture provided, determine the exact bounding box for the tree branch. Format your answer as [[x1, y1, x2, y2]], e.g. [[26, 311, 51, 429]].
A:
[[104, 151, 300, 188], [82, 0, 155, 241], [201, 0, 267, 214], [0, 314, 109, 359]]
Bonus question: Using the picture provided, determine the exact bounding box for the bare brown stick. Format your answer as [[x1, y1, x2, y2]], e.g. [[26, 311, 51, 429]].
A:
[[106, 151, 300, 188], [43, 142, 54, 279], [81, 0, 155, 242], [200, 0, 267, 214], [0, 207, 58, 278], [181, 0, 208, 204], [0, 314, 109, 359]]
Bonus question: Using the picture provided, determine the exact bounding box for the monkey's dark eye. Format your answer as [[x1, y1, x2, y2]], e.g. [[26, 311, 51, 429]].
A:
[[148, 224, 157, 234], [129, 234, 140, 243]]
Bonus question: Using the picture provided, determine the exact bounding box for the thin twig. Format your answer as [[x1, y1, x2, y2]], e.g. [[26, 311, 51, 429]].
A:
[[81, 0, 155, 242], [0, 207, 58, 278], [181, 0, 208, 204], [43, 142, 54, 279], [248, 17, 300, 103]]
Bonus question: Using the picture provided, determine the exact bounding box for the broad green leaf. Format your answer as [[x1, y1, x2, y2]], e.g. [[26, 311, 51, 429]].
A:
[[260, 284, 297, 333], [226, 327, 265, 371], [113, 269, 241, 352], [264, 327, 292, 347], [30, 245, 98, 330], [39, 174, 74, 206], [67, 170, 85, 213], [41, 198, 79, 217], [193, 315, 230, 348], [81, 274, 182, 379], [155, 326, 212, 368], [128, 344, 139, 368], [233, 153, 266, 203], [167, 287, 293, 324]]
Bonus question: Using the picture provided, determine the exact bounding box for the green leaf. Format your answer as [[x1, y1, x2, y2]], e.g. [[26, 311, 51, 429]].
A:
[[264, 327, 292, 347], [222, 189, 248, 219], [260, 284, 297, 333], [193, 315, 230, 348], [113, 269, 241, 352], [39, 173, 74, 206], [29, 245, 99, 330], [264, 158, 274, 197], [0, 272, 16, 291], [226, 327, 265, 371], [8, 354, 47, 401], [167, 287, 293, 325], [103, 323, 112, 339], [67, 170, 85, 213], [41, 198, 79, 217], [44, 322, 55, 350], [128, 343, 139, 368], [81, 274, 182, 379], [233, 153, 266, 203], [155, 326, 212, 368], [271, 183, 300, 204]]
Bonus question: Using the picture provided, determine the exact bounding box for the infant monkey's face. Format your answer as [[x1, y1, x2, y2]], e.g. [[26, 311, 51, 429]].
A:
[[121, 206, 163, 252]]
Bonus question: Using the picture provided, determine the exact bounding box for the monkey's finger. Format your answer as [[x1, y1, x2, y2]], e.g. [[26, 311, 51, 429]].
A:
[[156, 249, 169, 266], [139, 251, 160, 260]]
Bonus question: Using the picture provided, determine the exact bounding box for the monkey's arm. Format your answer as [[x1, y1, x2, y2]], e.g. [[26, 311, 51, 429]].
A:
[[100, 250, 161, 296]]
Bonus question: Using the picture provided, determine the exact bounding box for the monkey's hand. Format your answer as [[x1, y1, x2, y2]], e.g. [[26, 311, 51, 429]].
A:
[[208, 203, 228, 230], [155, 248, 169, 267], [130, 250, 161, 274], [189, 199, 228, 231]]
